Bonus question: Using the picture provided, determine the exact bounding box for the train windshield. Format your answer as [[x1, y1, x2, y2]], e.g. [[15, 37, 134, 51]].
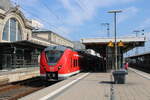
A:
[[45, 50, 63, 65]]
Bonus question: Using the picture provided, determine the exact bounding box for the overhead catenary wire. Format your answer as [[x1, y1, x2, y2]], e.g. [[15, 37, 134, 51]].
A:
[[11, 0, 68, 35], [41, 1, 64, 25], [19, 6, 68, 35], [75, 0, 85, 11], [20, 7, 56, 28], [12, 0, 93, 37]]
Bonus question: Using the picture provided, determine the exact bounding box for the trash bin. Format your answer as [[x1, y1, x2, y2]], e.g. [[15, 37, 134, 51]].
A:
[[113, 70, 127, 84]]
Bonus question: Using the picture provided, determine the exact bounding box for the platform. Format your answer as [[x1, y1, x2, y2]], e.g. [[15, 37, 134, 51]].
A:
[[0, 67, 40, 85], [20, 68, 150, 100], [114, 68, 150, 100]]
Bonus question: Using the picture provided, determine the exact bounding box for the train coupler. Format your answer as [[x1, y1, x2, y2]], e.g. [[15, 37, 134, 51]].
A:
[[46, 72, 58, 80]]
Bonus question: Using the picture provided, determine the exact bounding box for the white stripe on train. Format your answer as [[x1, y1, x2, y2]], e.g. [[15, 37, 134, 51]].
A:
[[40, 70, 80, 78]]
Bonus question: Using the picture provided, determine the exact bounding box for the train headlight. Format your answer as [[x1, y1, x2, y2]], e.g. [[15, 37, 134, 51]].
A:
[[58, 65, 62, 69], [43, 66, 46, 70]]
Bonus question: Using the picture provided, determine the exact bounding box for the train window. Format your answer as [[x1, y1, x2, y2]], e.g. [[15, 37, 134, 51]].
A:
[[75, 60, 77, 67], [71, 58, 72, 67], [45, 50, 63, 65], [74, 60, 76, 67], [71, 58, 74, 67], [74, 59, 78, 67]]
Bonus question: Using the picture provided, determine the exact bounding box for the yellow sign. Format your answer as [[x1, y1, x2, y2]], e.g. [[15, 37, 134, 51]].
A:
[[118, 40, 124, 47], [107, 41, 114, 47]]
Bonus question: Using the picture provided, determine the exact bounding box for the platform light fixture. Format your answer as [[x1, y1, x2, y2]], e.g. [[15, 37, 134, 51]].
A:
[[101, 23, 110, 37], [133, 29, 145, 54], [108, 10, 122, 70], [133, 30, 140, 37]]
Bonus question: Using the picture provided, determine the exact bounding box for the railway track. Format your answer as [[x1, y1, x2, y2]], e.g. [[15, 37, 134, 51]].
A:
[[0, 77, 59, 100], [130, 65, 150, 73]]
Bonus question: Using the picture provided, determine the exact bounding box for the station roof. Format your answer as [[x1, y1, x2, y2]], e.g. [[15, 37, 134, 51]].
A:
[[127, 51, 150, 58], [0, 40, 47, 50], [81, 37, 146, 54]]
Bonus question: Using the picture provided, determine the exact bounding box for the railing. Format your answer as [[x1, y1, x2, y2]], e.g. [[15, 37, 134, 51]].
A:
[[0, 54, 39, 70]]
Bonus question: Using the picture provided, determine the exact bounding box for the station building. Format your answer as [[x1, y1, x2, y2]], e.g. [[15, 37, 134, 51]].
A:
[[32, 30, 74, 48], [0, 0, 73, 71]]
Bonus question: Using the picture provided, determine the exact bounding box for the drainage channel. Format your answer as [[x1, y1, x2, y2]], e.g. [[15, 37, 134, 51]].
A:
[[110, 75, 115, 100]]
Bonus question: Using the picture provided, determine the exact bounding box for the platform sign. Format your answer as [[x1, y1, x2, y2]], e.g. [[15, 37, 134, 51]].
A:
[[118, 40, 124, 47], [107, 41, 114, 47]]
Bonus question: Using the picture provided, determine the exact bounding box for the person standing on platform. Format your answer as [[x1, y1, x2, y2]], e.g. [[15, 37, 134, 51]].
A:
[[124, 61, 128, 70]]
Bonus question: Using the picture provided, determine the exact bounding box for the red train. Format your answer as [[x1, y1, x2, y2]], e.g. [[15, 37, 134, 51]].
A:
[[40, 46, 82, 80], [40, 46, 103, 80]]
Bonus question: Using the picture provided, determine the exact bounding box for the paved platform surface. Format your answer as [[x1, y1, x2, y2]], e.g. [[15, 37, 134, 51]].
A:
[[114, 69, 150, 100], [20, 68, 150, 100], [0, 67, 40, 84], [52, 73, 111, 100]]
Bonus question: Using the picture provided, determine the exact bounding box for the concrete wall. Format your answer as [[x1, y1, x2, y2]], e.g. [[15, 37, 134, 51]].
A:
[[0, 67, 40, 84]]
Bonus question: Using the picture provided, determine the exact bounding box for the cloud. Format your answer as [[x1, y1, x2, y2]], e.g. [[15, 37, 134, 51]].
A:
[[118, 7, 139, 23], [146, 32, 150, 40], [56, 26, 71, 35], [11, 0, 137, 40], [59, 0, 137, 26], [138, 18, 150, 29], [120, 0, 136, 3]]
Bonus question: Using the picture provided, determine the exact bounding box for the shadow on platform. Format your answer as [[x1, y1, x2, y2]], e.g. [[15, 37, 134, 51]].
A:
[[99, 81, 114, 84]]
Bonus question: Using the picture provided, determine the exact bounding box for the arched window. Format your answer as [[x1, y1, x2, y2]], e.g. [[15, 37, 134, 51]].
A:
[[2, 21, 9, 40], [2, 18, 22, 41]]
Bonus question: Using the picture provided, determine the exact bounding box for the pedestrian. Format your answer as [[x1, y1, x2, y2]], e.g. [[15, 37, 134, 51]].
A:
[[124, 61, 128, 70]]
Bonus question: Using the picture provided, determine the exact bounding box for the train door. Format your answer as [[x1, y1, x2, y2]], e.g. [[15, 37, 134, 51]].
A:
[[70, 55, 73, 68], [70, 53, 74, 72], [72, 52, 78, 71], [69, 51, 76, 72]]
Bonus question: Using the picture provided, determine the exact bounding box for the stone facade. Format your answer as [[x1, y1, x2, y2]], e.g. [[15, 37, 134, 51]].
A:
[[0, 0, 73, 47], [0, 7, 33, 42], [32, 30, 74, 48]]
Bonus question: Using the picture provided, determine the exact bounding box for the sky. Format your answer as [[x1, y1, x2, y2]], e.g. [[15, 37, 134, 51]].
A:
[[10, 0, 150, 55]]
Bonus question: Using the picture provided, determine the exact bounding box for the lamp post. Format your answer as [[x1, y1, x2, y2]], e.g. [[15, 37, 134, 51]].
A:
[[108, 10, 122, 70], [133, 30, 140, 54], [101, 23, 110, 37], [133, 30, 140, 37]]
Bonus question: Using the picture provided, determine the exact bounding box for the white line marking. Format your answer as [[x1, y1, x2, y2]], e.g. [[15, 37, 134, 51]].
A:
[[129, 68, 150, 80], [39, 73, 89, 100]]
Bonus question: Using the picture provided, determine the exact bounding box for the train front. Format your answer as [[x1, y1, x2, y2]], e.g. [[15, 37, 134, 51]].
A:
[[40, 46, 65, 80]]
